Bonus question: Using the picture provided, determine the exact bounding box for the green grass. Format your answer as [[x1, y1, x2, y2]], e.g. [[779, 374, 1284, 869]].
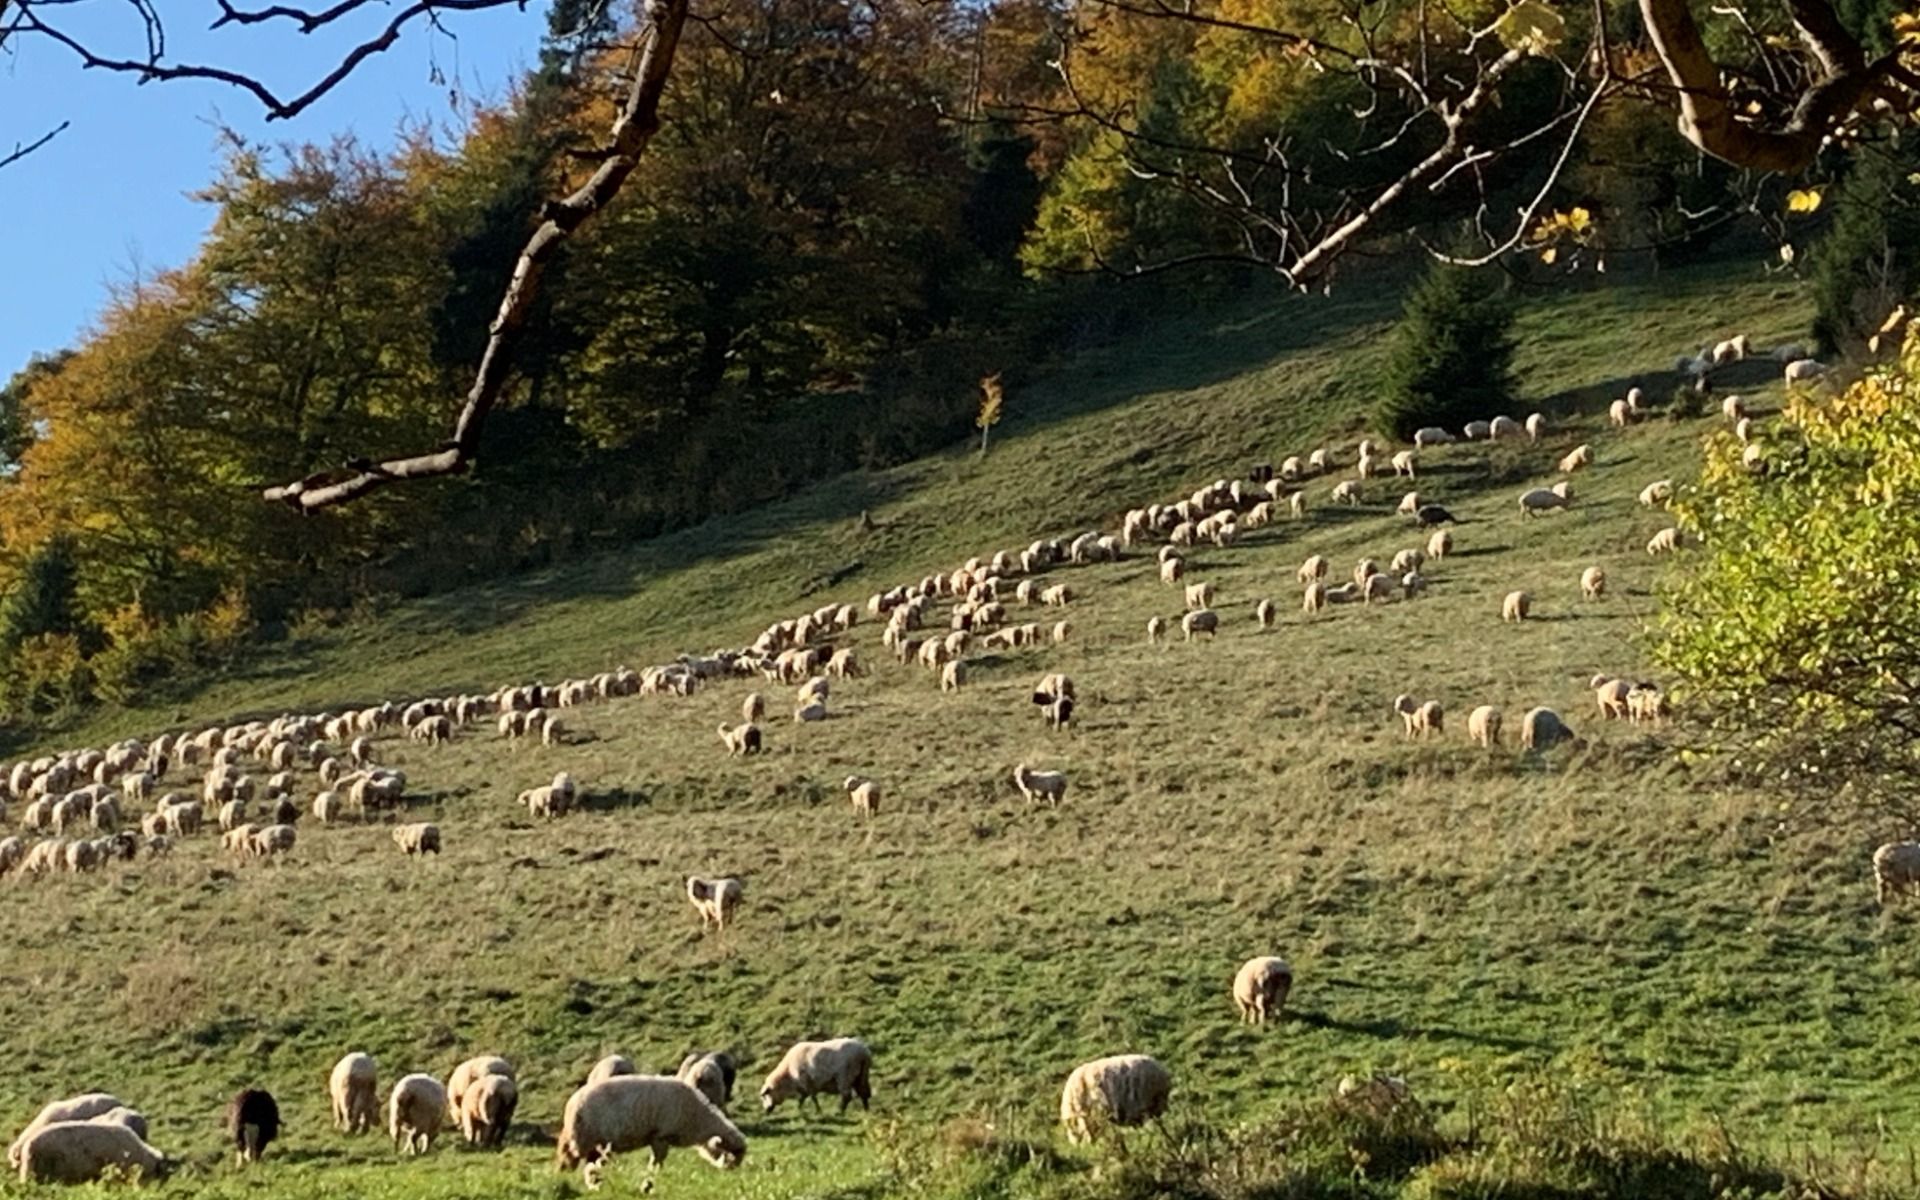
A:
[[7, 261, 1914, 1199]]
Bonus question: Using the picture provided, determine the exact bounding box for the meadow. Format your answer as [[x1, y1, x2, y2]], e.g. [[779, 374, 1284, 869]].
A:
[[6, 262, 1915, 1199]]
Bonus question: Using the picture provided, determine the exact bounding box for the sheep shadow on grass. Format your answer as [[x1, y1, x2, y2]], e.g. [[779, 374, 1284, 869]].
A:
[[1287, 1008, 1543, 1054], [578, 786, 650, 813]]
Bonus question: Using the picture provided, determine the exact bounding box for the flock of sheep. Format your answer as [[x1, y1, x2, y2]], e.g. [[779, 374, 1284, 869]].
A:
[[7, 331, 1883, 1188]]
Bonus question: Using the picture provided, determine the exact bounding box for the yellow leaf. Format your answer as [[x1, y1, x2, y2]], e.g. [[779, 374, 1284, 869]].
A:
[[1495, 0, 1566, 56], [1540, 247, 1557, 264], [1787, 188, 1823, 214], [1566, 206, 1591, 234]]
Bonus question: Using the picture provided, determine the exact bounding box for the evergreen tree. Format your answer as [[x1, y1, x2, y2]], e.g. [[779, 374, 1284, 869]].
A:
[[1808, 143, 1920, 357], [0, 536, 83, 652], [1375, 260, 1517, 440]]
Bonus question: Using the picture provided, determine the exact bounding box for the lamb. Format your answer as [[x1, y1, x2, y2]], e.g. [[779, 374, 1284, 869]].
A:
[[389, 1074, 448, 1155], [1735, 416, 1755, 443], [1147, 615, 1169, 644], [1627, 682, 1668, 723], [1521, 706, 1577, 751], [718, 722, 763, 756], [1297, 555, 1329, 583], [1593, 675, 1634, 719], [844, 776, 882, 819], [1874, 842, 1920, 905], [758, 1037, 873, 1113], [1722, 394, 1747, 422], [1609, 398, 1632, 427], [1427, 529, 1452, 558], [1059, 1054, 1172, 1143], [677, 1052, 738, 1110], [1182, 609, 1219, 640], [393, 822, 441, 856], [9, 1094, 130, 1168], [588, 1055, 638, 1085], [1639, 479, 1673, 507], [554, 1075, 746, 1182], [1647, 526, 1682, 554], [1231, 956, 1292, 1023], [1518, 482, 1571, 515], [1467, 704, 1502, 747], [1580, 565, 1606, 599], [1524, 412, 1547, 441], [330, 1053, 380, 1134], [225, 1088, 281, 1164], [1558, 444, 1593, 473], [1502, 591, 1531, 622], [1012, 763, 1068, 806], [458, 1073, 518, 1149], [15, 1122, 168, 1184]]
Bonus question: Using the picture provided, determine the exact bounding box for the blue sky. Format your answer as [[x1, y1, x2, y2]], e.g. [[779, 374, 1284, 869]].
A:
[[0, 0, 552, 379]]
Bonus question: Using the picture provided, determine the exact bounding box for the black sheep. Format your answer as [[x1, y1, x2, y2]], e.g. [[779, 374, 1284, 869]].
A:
[[1413, 504, 1458, 527], [225, 1088, 280, 1165]]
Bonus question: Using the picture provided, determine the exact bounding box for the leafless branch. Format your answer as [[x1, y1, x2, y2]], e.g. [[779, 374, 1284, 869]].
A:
[[261, 0, 692, 510], [0, 119, 70, 170]]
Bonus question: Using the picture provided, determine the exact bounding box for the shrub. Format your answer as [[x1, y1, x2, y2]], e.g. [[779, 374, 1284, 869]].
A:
[[1808, 141, 1920, 357], [1376, 260, 1518, 440]]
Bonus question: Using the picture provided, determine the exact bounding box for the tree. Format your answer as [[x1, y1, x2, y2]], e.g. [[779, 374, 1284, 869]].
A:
[[1655, 321, 1920, 818], [1808, 142, 1920, 356], [1375, 260, 1517, 441], [0, 536, 84, 652], [977, 373, 1005, 453]]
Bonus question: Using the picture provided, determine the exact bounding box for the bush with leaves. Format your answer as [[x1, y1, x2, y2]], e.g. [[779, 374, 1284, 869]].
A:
[[1655, 324, 1920, 818], [1808, 142, 1920, 357], [1375, 260, 1518, 440]]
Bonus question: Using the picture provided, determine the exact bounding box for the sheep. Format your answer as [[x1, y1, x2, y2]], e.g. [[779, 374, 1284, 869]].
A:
[[388, 1074, 447, 1155], [521, 784, 568, 820], [1012, 763, 1068, 807], [1784, 358, 1826, 382], [1467, 704, 1502, 748], [250, 823, 296, 861], [939, 660, 967, 693], [555, 1076, 746, 1183], [1502, 591, 1531, 622], [1331, 479, 1361, 505], [1254, 599, 1277, 628], [1734, 416, 1755, 444], [1627, 682, 1668, 724], [1874, 842, 1920, 905], [1400, 570, 1427, 600], [1040, 584, 1073, 607], [794, 699, 828, 723], [1593, 674, 1633, 720], [1389, 548, 1425, 575], [588, 1055, 638, 1085], [1558, 444, 1592, 473], [1297, 555, 1329, 583], [718, 722, 763, 756], [331, 1053, 379, 1134], [393, 822, 441, 857], [1427, 529, 1452, 558], [758, 1037, 873, 1113], [1052, 620, 1072, 644], [1159, 557, 1186, 585], [1518, 483, 1571, 515], [225, 1088, 280, 1165], [1580, 565, 1606, 599], [1289, 491, 1308, 518], [313, 790, 346, 824], [1525, 412, 1547, 440], [1323, 581, 1361, 605], [458, 1073, 518, 1149], [1413, 426, 1455, 447], [1397, 490, 1421, 516], [1182, 609, 1219, 640], [1060, 1055, 1171, 1143], [742, 693, 766, 723], [677, 1052, 737, 1110], [1521, 706, 1577, 751], [1642, 525, 1683, 556], [9, 1095, 130, 1169], [1413, 699, 1443, 736], [1391, 449, 1418, 478], [844, 776, 881, 819], [540, 714, 566, 746], [89, 1108, 148, 1141], [1184, 581, 1215, 610], [1722, 394, 1747, 422], [1232, 956, 1292, 1023], [1626, 385, 1646, 412], [15, 1122, 168, 1184], [1639, 479, 1673, 507], [1490, 415, 1523, 440], [1308, 448, 1331, 472], [1363, 572, 1394, 604], [0, 837, 20, 876], [1609, 398, 1632, 427]]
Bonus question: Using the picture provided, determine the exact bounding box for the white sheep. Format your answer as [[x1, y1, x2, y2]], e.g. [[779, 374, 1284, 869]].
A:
[[1331, 480, 1361, 505], [1297, 555, 1329, 583], [1502, 591, 1532, 622], [1524, 412, 1547, 441], [1722, 394, 1747, 422], [940, 660, 967, 692], [794, 699, 828, 723], [1580, 565, 1606, 599], [555, 1076, 746, 1182], [1467, 704, 1502, 748], [1490, 415, 1523, 440], [1012, 763, 1068, 806], [1427, 529, 1452, 558], [1464, 419, 1492, 440], [445, 1057, 515, 1126], [588, 1055, 638, 1085], [16, 1122, 167, 1184], [1391, 449, 1418, 478], [717, 722, 763, 756], [1232, 956, 1292, 1024], [844, 775, 882, 819], [1060, 1055, 1171, 1143], [9, 1095, 129, 1169], [1521, 706, 1577, 751], [1558, 444, 1592, 473], [1363, 573, 1394, 604], [1784, 358, 1826, 382], [388, 1074, 448, 1155], [1639, 479, 1673, 507], [1397, 490, 1421, 516], [1518, 482, 1571, 515], [1254, 599, 1276, 628], [758, 1038, 873, 1112], [392, 822, 441, 857], [331, 1053, 379, 1134], [1592, 674, 1634, 720], [1647, 526, 1682, 555], [1147, 615, 1169, 644], [1413, 426, 1455, 447], [1608, 399, 1632, 427], [687, 875, 743, 930], [458, 1073, 517, 1150], [1182, 609, 1219, 640]]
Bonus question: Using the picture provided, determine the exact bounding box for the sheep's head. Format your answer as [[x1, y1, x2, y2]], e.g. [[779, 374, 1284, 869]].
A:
[[699, 1132, 745, 1169]]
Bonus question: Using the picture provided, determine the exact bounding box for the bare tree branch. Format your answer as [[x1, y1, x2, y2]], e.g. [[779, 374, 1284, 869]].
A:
[[0, 120, 70, 170], [261, 0, 691, 510]]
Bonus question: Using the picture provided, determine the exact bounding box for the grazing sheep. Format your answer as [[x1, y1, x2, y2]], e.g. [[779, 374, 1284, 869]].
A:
[[1647, 526, 1682, 555], [1363, 573, 1394, 604], [1502, 591, 1532, 622], [1289, 491, 1308, 518], [1159, 557, 1186, 585], [1521, 706, 1577, 751], [1397, 491, 1421, 516], [1784, 358, 1826, 382], [9, 1095, 130, 1169], [1467, 705, 1502, 748], [677, 1052, 737, 1110], [1609, 398, 1632, 427], [940, 660, 967, 692], [718, 722, 763, 756], [588, 1055, 638, 1086], [1628, 682, 1668, 724], [389, 1075, 447, 1155], [1392, 693, 1420, 737], [1391, 449, 1418, 478], [1012, 763, 1068, 807], [1558, 444, 1593, 473], [1489, 415, 1523, 440], [742, 693, 766, 723], [1427, 529, 1452, 558], [458, 1074, 518, 1149], [1580, 566, 1606, 599], [1184, 581, 1215, 610], [1874, 842, 1920, 905], [687, 875, 744, 930], [1297, 555, 1329, 583], [1639, 479, 1673, 507], [1735, 416, 1755, 443], [1302, 581, 1328, 614], [1254, 599, 1276, 628], [794, 699, 828, 723], [1524, 412, 1547, 441], [393, 822, 441, 857], [1232, 956, 1292, 1023], [331, 1053, 379, 1134], [225, 1088, 280, 1165], [1182, 609, 1219, 640], [1413, 699, 1443, 736], [249, 823, 296, 862], [445, 1058, 515, 1127], [759, 1038, 873, 1113], [313, 791, 346, 824], [1146, 615, 1169, 644], [16, 1122, 168, 1184], [1060, 1055, 1171, 1144], [1052, 620, 1073, 644], [1593, 675, 1633, 719], [1413, 426, 1455, 448], [844, 775, 882, 819], [1518, 483, 1571, 515], [1331, 479, 1361, 505], [554, 1076, 746, 1182]]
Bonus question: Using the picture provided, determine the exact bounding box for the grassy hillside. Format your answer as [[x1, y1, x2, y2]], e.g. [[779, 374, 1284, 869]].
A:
[[8, 263, 1912, 1200]]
